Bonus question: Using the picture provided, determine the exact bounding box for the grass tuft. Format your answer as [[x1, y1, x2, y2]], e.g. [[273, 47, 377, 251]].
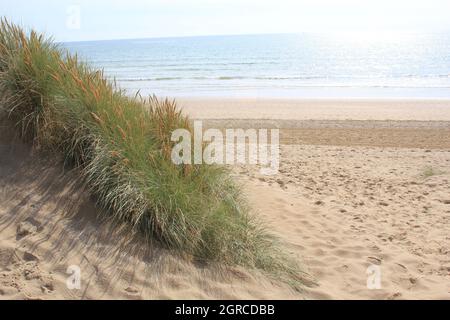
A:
[[421, 166, 445, 179], [0, 19, 305, 288]]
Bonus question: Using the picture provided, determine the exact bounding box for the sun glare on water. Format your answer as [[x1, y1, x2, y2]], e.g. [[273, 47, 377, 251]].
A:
[[324, 30, 416, 44]]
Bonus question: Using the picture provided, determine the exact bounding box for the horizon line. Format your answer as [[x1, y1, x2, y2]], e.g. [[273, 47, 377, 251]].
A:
[[59, 32, 300, 44], [58, 29, 442, 44]]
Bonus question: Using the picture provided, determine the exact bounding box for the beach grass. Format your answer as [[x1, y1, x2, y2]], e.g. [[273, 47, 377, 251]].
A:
[[0, 19, 304, 288]]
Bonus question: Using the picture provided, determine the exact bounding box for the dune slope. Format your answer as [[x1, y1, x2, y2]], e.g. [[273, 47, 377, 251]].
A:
[[0, 127, 305, 300]]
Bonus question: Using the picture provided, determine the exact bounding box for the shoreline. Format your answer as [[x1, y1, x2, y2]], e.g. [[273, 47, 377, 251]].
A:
[[127, 87, 450, 100]]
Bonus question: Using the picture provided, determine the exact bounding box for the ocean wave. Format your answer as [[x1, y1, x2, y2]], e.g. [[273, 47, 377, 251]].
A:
[[115, 74, 450, 82]]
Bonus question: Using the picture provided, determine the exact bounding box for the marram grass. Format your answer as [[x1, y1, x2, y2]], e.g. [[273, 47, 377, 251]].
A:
[[0, 19, 305, 288]]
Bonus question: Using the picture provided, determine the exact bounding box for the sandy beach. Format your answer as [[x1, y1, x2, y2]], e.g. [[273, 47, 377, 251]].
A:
[[1, 98, 449, 300], [178, 98, 450, 121]]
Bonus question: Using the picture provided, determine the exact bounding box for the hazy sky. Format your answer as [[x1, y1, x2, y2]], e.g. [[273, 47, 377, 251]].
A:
[[1, 0, 450, 42]]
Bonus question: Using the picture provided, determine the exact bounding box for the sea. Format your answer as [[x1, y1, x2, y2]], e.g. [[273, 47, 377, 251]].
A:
[[62, 33, 450, 98]]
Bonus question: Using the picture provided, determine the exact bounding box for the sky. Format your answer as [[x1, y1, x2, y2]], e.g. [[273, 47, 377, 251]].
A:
[[1, 0, 450, 42]]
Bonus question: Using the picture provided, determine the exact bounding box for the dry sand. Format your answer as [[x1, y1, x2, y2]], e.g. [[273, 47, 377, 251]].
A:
[[178, 98, 450, 121], [0, 128, 300, 300], [239, 145, 450, 299], [1, 99, 449, 299]]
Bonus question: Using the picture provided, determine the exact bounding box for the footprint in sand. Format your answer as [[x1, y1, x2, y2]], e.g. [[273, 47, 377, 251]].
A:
[[124, 286, 140, 295], [16, 218, 42, 239]]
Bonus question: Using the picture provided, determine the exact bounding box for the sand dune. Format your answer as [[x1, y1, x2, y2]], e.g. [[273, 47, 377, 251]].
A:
[[0, 131, 305, 300]]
